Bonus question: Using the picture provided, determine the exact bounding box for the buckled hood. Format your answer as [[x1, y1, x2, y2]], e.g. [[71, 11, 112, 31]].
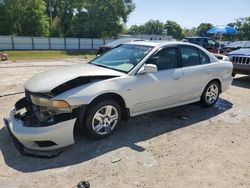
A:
[[25, 63, 125, 94]]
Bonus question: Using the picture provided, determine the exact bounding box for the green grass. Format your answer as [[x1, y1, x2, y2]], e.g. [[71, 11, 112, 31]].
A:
[[2, 50, 96, 61]]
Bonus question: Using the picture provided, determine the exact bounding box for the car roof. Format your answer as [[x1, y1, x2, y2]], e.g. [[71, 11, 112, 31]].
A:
[[104, 38, 144, 48], [126, 40, 200, 48], [184, 36, 210, 39]]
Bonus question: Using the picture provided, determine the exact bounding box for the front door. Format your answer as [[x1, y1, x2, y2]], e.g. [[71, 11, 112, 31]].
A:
[[128, 47, 183, 115]]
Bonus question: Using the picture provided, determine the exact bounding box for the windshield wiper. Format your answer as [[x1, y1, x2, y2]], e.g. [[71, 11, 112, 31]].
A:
[[91, 63, 127, 73]]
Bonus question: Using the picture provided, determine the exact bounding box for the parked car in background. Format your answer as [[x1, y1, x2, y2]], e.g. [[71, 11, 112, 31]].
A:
[[223, 41, 250, 54], [228, 42, 250, 76], [4, 41, 233, 153], [96, 38, 144, 55], [182, 37, 223, 53]]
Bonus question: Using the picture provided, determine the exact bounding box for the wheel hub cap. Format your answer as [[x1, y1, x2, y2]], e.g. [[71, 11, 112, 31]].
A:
[[205, 84, 219, 104], [92, 105, 119, 135]]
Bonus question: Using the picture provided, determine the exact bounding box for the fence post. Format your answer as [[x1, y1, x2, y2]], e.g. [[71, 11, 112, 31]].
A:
[[11, 37, 15, 50], [48, 37, 51, 50], [64, 38, 67, 50], [91, 38, 94, 50], [31, 37, 34, 50], [78, 38, 80, 50]]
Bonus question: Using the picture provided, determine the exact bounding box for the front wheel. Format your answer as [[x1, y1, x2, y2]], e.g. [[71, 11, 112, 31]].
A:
[[83, 100, 122, 139], [201, 81, 220, 107]]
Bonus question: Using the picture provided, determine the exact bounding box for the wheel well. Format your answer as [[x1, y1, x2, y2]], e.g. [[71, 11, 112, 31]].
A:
[[88, 93, 130, 121], [207, 79, 222, 93]]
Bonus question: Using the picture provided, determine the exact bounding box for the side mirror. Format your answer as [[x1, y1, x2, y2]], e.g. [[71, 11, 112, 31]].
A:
[[137, 64, 158, 74]]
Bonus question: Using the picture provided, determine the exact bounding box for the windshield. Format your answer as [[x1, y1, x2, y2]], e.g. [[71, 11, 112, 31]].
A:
[[90, 44, 153, 73]]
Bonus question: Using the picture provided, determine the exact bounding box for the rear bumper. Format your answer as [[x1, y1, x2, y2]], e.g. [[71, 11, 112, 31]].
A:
[[4, 107, 76, 152], [221, 75, 233, 93]]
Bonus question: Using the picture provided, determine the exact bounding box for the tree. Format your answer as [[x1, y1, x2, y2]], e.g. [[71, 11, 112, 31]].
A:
[[183, 27, 197, 37], [164, 20, 183, 40], [229, 17, 250, 40], [70, 0, 135, 38], [128, 20, 164, 35], [45, 0, 80, 37], [128, 25, 140, 34], [196, 23, 213, 36], [142, 20, 164, 34], [0, 0, 49, 36]]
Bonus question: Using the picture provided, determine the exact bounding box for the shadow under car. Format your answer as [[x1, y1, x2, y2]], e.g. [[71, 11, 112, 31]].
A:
[[0, 98, 232, 172]]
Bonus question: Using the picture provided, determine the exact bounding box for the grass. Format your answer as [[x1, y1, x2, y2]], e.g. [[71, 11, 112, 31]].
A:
[[1, 50, 96, 61]]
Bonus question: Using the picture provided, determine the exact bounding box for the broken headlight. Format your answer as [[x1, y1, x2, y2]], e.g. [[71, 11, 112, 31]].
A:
[[31, 95, 70, 109], [31, 95, 72, 123]]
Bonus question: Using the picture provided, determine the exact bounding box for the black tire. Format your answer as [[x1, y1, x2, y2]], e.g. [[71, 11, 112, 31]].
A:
[[201, 81, 220, 107], [82, 100, 122, 139]]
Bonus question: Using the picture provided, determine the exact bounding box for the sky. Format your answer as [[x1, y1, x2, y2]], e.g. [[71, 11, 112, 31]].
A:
[[126, 0, 250, 28]]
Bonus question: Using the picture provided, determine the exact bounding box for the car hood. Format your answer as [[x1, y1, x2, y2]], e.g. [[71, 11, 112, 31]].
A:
[[25, 63, 125, 94], [228, 48, 250, 56]]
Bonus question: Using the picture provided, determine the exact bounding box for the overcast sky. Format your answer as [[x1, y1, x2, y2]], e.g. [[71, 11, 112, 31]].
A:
[[126, 0, 250, 28]]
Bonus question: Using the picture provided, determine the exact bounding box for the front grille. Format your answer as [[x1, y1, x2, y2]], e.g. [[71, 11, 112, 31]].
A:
[[25, 89, 32, 102], [231, 56, 250, 65]]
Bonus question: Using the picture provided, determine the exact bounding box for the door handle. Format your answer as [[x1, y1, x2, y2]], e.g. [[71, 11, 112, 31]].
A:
[[173, 74, 181, 80], [206, 69, 212, 74]]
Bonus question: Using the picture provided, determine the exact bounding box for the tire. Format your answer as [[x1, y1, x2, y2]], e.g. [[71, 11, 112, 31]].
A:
[[82, 100, 122, 139], [201, 81, 220, 107]]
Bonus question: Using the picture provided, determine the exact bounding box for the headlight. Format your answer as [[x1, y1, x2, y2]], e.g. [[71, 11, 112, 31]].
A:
[[31, 95, 70, 108]]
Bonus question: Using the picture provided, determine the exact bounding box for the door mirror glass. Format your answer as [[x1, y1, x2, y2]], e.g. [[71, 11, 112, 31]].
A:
[[138, 64, 158, 74]]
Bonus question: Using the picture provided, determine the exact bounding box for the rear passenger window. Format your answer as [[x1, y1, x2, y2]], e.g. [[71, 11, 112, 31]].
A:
[[180, 47, 200, 67], [199, 50, 210, 64], [147, 48, 178, 71]]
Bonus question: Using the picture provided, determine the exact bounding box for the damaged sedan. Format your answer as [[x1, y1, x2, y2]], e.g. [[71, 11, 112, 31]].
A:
[[4, 41, 233, 152]]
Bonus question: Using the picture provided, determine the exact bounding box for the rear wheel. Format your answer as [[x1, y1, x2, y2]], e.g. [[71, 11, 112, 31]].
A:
[[201, 81, 220, 107], [82, 100, 122, 139]]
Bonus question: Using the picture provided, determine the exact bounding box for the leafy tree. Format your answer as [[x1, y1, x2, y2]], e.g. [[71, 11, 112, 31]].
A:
[[50, 16, 63, 37], [128, 20, 164, 35], [183, 27, 197, 37], [196, 23, 213, 36], [229, 17, 250, 40], [0, 0, 49, 36], [142, 20, 164, 34], [128, 25, 141, 34], [164, 20, 184, 40], [70, 0, 135, 38]]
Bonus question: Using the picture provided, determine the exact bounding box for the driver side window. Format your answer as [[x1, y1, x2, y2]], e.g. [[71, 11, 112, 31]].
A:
[[147, 48, 178, 71]]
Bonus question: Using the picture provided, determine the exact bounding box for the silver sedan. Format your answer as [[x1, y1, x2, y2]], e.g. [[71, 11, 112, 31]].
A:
[[4, 41, 233, 152]]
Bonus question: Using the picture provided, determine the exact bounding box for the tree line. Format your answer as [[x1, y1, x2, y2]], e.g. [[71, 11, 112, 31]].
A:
[[0, 0, 135, 38], [0, 0, 249, 40], [129, 18, 250, 40]]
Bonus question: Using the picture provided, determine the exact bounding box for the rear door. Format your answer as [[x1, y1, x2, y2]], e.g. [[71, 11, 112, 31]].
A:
[[179, 45, 212, 102]]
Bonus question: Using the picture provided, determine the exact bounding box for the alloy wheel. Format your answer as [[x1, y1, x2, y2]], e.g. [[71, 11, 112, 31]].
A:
[[205, 84, 219, 105], [91, 105, 119, 135]]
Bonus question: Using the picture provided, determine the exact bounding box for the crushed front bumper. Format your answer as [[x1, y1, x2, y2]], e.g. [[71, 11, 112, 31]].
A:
[[3, 98, 78, 156]]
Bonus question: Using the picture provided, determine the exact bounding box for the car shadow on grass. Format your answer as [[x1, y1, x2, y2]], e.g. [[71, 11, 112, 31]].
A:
[[232, 75, 250, 89], [0, 98, 232, 172]]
